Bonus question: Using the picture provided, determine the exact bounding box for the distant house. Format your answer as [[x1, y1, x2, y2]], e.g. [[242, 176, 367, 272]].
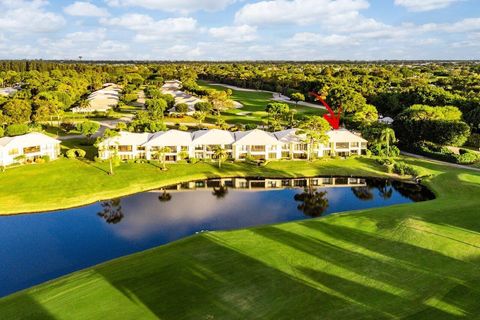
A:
[[98, 128, 368, 162], [71, 84, 121, 113], [161, 80, 204, 115], [0, 133, 61, 166]]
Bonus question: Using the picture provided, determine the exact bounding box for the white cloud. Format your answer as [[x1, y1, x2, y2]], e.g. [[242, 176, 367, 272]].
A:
[[105, 0, 236, 13], [289, 32, 355, 46], [235, 0, 369, 26], [394, 0, 461, 12], [209, 25, 258, 43], [64, 1, 109, 17], [0, 0, 65, 33], [102, 14, 198, 42]]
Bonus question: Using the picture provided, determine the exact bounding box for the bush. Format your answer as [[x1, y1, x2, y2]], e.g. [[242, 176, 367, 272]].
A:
[[66, 149, 77, 159], [456, 150, 480, 164], [6, 124, 29, 136], [393, 162, 419, 177], [42, 155, 51, 162], [178, 124, 188, 131], [60, 121, 76, 132], [188, 157, 199, 164], [66, 149, 86, 159], [466, 133, 480, 148], [175, 103, 189, 113], [34, 158, 45, 164], [0, 127, 4, 137]]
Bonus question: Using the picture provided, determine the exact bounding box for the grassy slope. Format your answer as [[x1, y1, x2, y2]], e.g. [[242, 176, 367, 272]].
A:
[[198, 80, 324, 125], [0, 158, 480, 319], [0, 157, 385, 215]]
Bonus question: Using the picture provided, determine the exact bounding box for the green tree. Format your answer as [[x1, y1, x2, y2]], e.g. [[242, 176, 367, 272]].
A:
[[77, 121, 100, 140], [96, 129, 120, 175], [175, 103, 189, 113], [297, 116, 331, 160], [2, 99, 32, 124], [145, 98, 168, 120], [155, 146, 172, 171], [290, 92, 305, 105]]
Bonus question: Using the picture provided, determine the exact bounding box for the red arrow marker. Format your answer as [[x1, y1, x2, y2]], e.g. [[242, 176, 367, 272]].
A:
[[309, 92, 342, 130]]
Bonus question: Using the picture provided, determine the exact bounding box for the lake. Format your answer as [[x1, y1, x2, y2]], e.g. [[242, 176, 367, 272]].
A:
[[0, 176, 434, 297]]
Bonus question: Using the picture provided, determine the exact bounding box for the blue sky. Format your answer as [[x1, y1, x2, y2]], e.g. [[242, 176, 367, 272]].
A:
[[0, 0, 478, 60]]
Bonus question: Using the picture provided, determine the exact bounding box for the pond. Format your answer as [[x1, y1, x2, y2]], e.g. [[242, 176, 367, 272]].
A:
[[0, 176, 434, 297]]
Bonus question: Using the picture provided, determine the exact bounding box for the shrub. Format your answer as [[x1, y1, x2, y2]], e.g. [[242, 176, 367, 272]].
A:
[[466, 133, 480, 148], [66, 149, 77, 159], [76, 149, 87, 158], [60, 121, 76, 132], [34, 158, 45, 164], [0, 127, 4, 137], [175, 103, 189, 113], [456, 151, 480, 164], [6, 124, 29, 136], [42, 155, 51, 162], [178, 125, 188, 131], [188, 157, 199, 164], [393, 162, 419, 177]]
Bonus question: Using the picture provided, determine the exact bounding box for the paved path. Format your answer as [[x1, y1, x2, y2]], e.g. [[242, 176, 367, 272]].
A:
[[208, 82, 326, 110], [401, 151, 480, 172]]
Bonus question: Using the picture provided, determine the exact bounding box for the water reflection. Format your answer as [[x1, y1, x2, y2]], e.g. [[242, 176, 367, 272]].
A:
[[294, 187, 329, 217], [158, 190, 172, 202], [97, 199, 124, 224], [351, 179, 433, 203], [0, 176, 434, 298]]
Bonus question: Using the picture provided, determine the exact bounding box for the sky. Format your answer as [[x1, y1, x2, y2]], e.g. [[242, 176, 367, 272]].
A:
[[0, 0, 479, 60]]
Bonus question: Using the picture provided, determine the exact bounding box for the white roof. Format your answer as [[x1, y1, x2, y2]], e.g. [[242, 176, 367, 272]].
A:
[[192, 129, 235, 145], [0, 132, 60, 149], [98, 132, 151, 147], [327, 129, 367, 143], [144, 130, 192, 146], [234, 129, 281, 145], [274, 128, 306, 143]]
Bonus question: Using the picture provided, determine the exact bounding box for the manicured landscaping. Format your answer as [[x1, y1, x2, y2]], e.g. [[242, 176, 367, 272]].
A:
[[0, 157, 387, 215], [0, 157, 479, 318], [198, 80, 325, 125]]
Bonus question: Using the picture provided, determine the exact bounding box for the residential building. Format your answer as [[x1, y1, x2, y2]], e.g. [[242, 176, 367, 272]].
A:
[[97, 128, 368, 162], [71, 84, 121, 113], [0, 133, 61, 166]]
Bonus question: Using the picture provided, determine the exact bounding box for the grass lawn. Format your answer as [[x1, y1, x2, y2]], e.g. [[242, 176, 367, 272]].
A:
[[198, 80, 325, 125], [0, 157, 480, 319]]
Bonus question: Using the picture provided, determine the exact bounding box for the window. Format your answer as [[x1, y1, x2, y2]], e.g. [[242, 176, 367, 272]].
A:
[[166, 146, 177, 152], [251, 145, 265, 152], [335, 142, 350, 149], [361, 142, 367, 148], [294, 144, 308, 151], [195, 145, 203, 151], [8, 148, 19, 156], [225, 144, 233, 150], [351, 142, 359, 148], [268, 153, 277, 159], [137, 146, 146, 151], [23, 146, 40, 154], [118, 145, 132, 152], [181, 146, 188, 152], [281, 151, 290, 159]]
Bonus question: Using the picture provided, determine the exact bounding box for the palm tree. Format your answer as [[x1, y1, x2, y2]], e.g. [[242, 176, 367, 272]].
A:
[[212, 185, 228, 199], [158, 190, 172, 202], [156, 146, 172, 170], [97, 198, 124, 224], [96, 129, 120, 175], [294, 187, 329, 217], [380, 127, 396, 157], [213, 146, 228, 168]]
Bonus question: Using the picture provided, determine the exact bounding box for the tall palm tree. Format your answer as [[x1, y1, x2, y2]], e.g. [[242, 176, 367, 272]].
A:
[[380, 127, 396, 157], [213, 146, 228, 168]]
